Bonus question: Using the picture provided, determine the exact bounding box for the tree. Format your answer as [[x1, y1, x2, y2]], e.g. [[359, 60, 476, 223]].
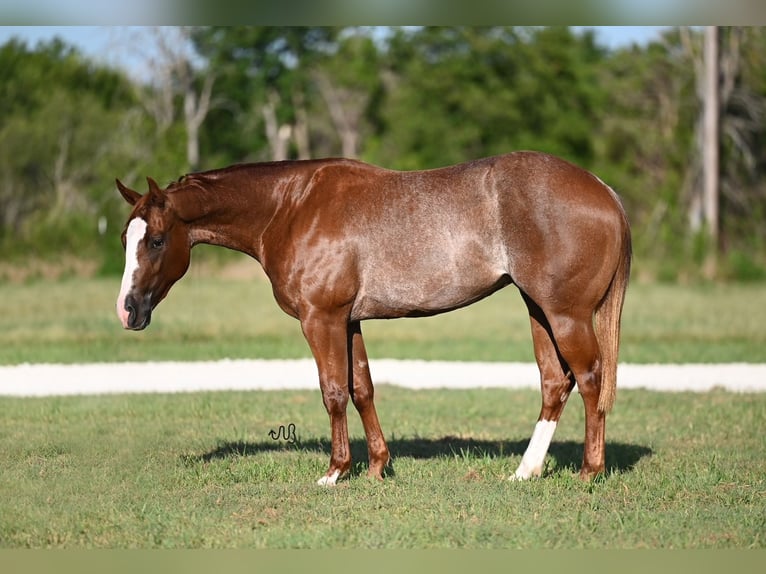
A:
[[681, 27, 766, 270], [192, 27, 339, 162], [596, 26, 766, 279], [312, 30, 382, 159], [0, 38, 137, 246], [132, 27, 215, 171], [372, 27, 605, 170], [589, 29, 694, 275], [702, 25, 719, 260]]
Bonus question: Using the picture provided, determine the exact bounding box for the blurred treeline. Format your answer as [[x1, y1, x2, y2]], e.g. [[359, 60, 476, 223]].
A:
[[1, 26, 764, 282]]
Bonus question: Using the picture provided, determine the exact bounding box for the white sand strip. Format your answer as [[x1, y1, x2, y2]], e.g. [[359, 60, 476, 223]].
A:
[[1, 360, 765, 397]]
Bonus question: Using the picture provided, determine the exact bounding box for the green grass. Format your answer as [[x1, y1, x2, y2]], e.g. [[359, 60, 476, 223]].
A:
[[1, 272, 765, 548], [1, 274, 765, 364], [0, 386, 764, 548]]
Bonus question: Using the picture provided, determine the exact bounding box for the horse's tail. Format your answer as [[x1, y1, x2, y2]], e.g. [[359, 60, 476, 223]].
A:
[[595, 221, 632, 414]]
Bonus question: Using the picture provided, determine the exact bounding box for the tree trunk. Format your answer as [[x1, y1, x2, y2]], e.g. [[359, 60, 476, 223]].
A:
[[261, 90, 291, 161], [314, 71, 365, 159], [292, 91, 312, 160], [184, 74, 214, 171], [702, 26, 720, 272]]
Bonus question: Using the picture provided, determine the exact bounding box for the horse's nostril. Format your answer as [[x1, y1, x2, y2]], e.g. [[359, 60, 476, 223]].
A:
[[125, 295, 138, 328], [122, 293, 151, 330], [124, 294, 137, 317]]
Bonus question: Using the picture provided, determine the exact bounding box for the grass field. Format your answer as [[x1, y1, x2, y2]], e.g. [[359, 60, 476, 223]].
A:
[[1, 273, 765, 548], [1, 273, 766, 364], [1, 386, 764, 548]]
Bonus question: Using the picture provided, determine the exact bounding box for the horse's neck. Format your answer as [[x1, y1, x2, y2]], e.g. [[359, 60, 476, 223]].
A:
[[181, 172, 284, 261]]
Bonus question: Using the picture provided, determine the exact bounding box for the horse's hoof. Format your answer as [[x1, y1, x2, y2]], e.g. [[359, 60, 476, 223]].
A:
[[317, 469, 341, 486], [509, 464, 542, 481], [578, 466, 605, 481]]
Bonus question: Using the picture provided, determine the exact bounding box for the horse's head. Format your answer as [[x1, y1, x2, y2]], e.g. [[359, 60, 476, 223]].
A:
[[115, 177, 191, 330]]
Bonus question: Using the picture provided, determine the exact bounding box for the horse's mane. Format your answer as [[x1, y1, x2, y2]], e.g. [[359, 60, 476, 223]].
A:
[[167, 159, 364, 197]]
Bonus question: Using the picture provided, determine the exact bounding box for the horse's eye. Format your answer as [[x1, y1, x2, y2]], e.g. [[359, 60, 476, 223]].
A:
[[150, 237, 165, 249]]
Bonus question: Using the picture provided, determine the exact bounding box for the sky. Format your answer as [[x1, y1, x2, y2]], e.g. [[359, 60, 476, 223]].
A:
[[0, 26, 671, 78], [0, 26, 152, 78]]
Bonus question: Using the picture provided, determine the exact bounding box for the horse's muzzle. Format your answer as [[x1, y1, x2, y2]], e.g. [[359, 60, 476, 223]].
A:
[[123, 292, 152, 330]]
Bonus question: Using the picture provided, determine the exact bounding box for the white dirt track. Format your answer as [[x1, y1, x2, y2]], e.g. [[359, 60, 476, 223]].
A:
[[1, 359, 765, 397]]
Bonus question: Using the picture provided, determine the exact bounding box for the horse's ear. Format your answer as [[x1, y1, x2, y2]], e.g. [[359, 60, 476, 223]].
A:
[[116, 179, 142, 205], [146, 177, 162, 195], [145, 177, 167, 209]]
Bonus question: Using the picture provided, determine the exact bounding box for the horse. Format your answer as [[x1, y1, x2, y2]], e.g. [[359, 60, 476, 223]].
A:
[[115, 151, 631, 485]]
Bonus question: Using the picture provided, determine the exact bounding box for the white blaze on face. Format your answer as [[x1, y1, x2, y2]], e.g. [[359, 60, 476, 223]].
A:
[[116, 218, 147, 328], [511, 419, 558, 480]]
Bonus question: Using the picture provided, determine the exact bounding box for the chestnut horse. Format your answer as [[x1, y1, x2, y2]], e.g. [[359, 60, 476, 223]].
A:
[[116, 152, 631, 484]]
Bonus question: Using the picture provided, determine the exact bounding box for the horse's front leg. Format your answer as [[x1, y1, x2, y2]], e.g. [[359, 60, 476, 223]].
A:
[[301, 309, 353, 486]]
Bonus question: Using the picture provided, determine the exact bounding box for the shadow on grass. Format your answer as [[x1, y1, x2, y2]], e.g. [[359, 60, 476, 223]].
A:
[[184, 435, 652, 477]]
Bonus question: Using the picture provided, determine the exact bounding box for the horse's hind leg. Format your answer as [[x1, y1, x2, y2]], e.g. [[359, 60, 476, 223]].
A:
[[348, 321, 390, 479], [512, 295, 576, 480], [545, 308, 606, 480]]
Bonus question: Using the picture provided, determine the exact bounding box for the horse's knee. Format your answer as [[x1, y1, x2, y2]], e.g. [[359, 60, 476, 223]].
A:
[[351, 381, 374, 410], [321, 384, 349, 415]]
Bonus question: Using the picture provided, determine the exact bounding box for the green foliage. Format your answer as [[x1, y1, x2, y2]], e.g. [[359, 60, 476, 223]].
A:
[[191, 27, 342, 162], [724, 250, 766, 282], [2, 27, 766, 281], [0, 36, 184, 266]]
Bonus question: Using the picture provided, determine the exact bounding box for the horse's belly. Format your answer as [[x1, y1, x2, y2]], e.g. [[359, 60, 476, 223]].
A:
[[350, 207, 508, 319], [352, 260, 508, 320]]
